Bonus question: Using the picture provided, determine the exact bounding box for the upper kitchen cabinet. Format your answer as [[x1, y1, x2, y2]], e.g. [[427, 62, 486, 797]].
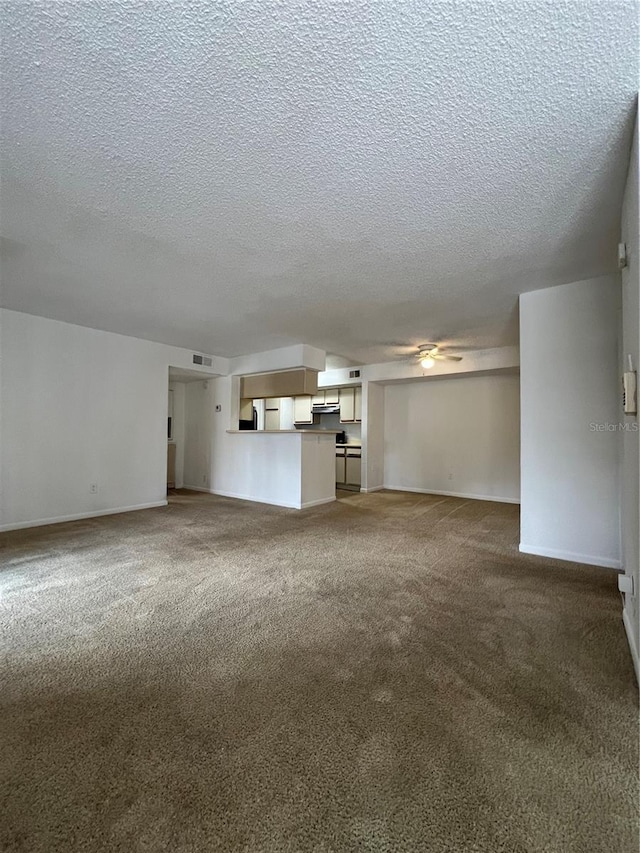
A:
[[339, 387, 354, 422], [339, 386, 362, 423], [293, 395, 314, 424], [240, 368, 318, 400], [312, 388, 340, 406]]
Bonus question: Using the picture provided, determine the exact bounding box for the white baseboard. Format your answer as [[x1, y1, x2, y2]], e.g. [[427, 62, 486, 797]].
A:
[[209, 488, 302, 509], [183, 486, 335, 511], [360, 486, 384, 493], [622, 605, 639, 684], [0, 500, 168, 533], [300, 496, 336, 509], [519, 543, 621, 570], [383, 485, 520, 505]]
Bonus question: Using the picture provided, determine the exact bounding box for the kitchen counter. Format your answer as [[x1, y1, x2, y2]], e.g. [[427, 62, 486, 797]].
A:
[[226, 429, 340, 434], [222, 429, 336, 509]]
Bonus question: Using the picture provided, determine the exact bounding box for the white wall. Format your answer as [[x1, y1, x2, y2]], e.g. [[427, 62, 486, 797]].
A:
[[279, 397, 295, 430], [362, 382, 384, 492], [0, 310, 221, 530], [520, 275, 621, 568], [383, 374, 520, 502], [620, 117, 639, 677]]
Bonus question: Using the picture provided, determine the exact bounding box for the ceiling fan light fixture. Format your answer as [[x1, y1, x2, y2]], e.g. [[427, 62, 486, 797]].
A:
[[420, 356, 435, 368]]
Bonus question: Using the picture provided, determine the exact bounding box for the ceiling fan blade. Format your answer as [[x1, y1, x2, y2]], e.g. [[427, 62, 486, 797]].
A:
[[433, 354, 463, 361]]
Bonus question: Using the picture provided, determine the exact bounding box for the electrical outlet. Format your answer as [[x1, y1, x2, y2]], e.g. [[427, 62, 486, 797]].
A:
[[89, 483, 98, 494], [202, 474, 207, 484], [618, 574, 634, 595]]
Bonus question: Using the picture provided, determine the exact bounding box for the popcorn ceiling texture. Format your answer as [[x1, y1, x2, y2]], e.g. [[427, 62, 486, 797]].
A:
[[0, 1, 637, 362]]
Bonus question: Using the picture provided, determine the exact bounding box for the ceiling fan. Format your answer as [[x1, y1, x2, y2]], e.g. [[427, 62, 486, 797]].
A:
[[414, 344, 463, 369]]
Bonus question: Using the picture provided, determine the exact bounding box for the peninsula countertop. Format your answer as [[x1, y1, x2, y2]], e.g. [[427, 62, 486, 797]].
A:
[[226, 429, 340, 435]]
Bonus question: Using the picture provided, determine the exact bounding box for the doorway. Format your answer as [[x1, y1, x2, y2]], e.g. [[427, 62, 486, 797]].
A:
[[167, 367, 218, 496]]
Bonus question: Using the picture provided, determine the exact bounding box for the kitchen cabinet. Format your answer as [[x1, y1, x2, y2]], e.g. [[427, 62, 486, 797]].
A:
[[335, 445, 361, 490], [339, 386, 362, 423], [346, 448, 361, 487], [293, 396, 314, 424], [339, 388, 354, 422], [312, 388, 339, 406], [240, 368, 318, 399]]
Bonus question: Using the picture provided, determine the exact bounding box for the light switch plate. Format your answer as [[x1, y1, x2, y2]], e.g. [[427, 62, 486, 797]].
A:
[[623, 371, 637, 414]]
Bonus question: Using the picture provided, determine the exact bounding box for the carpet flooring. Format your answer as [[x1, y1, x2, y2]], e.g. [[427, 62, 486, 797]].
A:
[[0, 490, 637, 852]]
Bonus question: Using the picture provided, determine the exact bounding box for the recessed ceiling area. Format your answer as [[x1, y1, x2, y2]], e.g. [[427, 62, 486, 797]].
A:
[[0, 1, 637, 364]]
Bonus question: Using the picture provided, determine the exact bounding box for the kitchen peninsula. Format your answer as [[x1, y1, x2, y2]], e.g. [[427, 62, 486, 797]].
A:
[[225, 429, 337, 509]]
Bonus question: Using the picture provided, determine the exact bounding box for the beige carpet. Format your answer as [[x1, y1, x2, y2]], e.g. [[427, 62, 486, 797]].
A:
[[0, 490, 637, 852]]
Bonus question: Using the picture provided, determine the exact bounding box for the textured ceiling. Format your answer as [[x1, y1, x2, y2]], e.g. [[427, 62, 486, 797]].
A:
[[1, 1, 637, 363]]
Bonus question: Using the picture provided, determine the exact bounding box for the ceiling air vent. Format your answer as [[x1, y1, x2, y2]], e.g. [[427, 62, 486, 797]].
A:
[[192, 354, 213, 367], [349, 369, 361, 378]]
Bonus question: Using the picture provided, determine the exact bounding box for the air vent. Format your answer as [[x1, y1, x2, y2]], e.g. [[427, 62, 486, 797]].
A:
[[192, 354, 213, 367], [349, 369, 361, 378]]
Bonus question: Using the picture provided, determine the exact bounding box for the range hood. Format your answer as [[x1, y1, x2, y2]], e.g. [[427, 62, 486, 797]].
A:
[[312, 404, 340, 414]]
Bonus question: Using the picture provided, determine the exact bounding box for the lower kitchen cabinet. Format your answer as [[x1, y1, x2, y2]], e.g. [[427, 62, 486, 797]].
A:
[[346, 450, 361, 487], [336, 446, 361, 490]]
